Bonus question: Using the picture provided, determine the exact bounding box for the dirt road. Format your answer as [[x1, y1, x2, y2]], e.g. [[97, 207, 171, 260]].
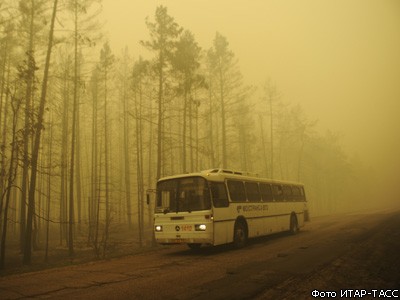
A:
[[1, 209, 399, 299]]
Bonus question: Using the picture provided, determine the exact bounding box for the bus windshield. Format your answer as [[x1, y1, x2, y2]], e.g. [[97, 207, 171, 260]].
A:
[[156, 177, 211, 213]]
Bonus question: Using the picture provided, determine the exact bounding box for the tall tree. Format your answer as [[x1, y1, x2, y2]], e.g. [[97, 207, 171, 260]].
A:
[[132, 57, 149, 245], [88, 65, 100, 250], [263, 80, 279, 179], [99, 41, 114, 255], [67, 0, 101, 255], [68, 0, 102, 234], [44, 111, 53, 262], [207, 32, 247, 169], [18, 0, 47, 252], [141, 5, 181, 180], [0, 21, 16, 221], [205, 48, 216, 167], [58, 51, 72, 246], [171, 30, 204, 173], [117, 48, 133, 228], [23, 0, 58, 265], [0, 80, 22, 269]]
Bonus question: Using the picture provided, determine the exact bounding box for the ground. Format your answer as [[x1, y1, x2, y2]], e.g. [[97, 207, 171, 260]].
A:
[[256, 210, 400, 299], [0, 208, 399, 299]]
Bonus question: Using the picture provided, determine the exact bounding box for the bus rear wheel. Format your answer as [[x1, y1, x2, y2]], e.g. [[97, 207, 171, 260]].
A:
[[233, 221, 247, 248]]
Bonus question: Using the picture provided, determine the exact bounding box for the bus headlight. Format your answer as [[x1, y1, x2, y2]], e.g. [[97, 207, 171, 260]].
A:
[[195, 224, 206, 231], [155, 225, 163, 232]]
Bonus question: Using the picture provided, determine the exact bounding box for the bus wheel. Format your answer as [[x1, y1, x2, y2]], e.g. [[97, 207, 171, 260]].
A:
[[233, 221, 247, 248], [289, 214, 299, 235], [187, 243, 202, 250]]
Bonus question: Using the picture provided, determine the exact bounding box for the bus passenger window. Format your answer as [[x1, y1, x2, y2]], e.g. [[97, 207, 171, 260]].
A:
[[227, 180, 246, 202], [292, 186, 301, 201], [210, 182, 229, 207], [245, 182, 261, 202], [272, 185, 283, 201], [260, 183, 273, 202], [282, 185, 292, 201]]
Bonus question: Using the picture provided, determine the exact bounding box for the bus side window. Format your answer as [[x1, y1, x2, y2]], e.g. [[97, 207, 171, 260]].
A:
[[282, 185, 292, 201], [227, 180, 246, 202], [300, 186, 306, 202], [260, 183, 273, 202], [245, 182, 261, 202], [292, 186, 300, 201], [272, 184, 283, 201], [210, 182, 229, 207]]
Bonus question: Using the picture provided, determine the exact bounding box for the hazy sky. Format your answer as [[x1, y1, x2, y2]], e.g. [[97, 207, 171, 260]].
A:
[[100, 0, 400, 172]]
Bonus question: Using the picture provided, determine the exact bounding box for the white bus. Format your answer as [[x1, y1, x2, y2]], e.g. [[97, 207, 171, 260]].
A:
[[152, 168, 309, 249]]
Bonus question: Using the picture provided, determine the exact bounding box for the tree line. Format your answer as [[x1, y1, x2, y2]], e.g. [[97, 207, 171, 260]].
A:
[[0, 2, 370, 268]]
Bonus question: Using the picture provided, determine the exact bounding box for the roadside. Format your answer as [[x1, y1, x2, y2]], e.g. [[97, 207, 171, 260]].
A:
[[0, 226, 155, 277], [256, 210, 400, 299]]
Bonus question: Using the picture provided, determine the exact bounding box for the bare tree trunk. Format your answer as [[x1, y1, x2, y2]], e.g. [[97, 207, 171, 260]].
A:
[[122, 74, 132, 228], [67, 0, 80, 257], [60, 65, 70, 246], [75, 94, 82, 230], [182, 89, 187, 173], [44, 113, 53, 262], [265, 83, 275, 179], [134, 81, 145, 246], [0, 88, 21, 269], [94, 156, 101, 257], [219, 69, 227, 169], [278, 135, 283, 179], [0, 61, 10, 222], [156, 53, 164, 180], [20, 48, 36, 256], [207, 78, 215, 167], [89, 72, 98, 245], [189, 93, 194, 172], [297, 126, 306, 182], [103, 64, 110, 257], [147, 98, 153, 227], [194, 97, 199, 171], [270, 97, 274, 179], [37, 150, 44, 245], [0, 43, 8, 128], [258, 114, 269, 177], [23, 0, 58, 265]]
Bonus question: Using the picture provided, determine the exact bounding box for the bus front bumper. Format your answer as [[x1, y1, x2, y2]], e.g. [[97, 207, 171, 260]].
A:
[[155, 237, 213, 245]]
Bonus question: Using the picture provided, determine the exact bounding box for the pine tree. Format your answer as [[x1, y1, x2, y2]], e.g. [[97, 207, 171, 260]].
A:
[[171, 30, 204, 173], [207, 32, 247, 169], [23, 0, 58, 265], [141, 5, 181, 180], [99, 41, 114, 256], [132, 57, 149, 245]]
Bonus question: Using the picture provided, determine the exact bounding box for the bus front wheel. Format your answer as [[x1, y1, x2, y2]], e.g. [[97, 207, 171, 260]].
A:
[[233, 221, 247, 248]]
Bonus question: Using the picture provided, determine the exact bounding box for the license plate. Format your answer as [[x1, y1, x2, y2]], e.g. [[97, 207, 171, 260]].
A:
[[181, 225, 192, 231]]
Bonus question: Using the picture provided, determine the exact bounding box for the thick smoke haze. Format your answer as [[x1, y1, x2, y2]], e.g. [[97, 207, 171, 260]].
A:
[[0, 0, 399, 274], [102, 0, 400, 204]]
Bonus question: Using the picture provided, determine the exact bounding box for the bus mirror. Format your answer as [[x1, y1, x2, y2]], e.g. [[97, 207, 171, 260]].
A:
[[146, 188, 156, 205]]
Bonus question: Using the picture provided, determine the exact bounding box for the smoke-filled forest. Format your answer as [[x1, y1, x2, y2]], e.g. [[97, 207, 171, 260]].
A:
[[0, 0, 396, 271]]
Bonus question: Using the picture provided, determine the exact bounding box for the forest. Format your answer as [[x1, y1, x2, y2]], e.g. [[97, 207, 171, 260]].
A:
[[0, 0, 373, 270]]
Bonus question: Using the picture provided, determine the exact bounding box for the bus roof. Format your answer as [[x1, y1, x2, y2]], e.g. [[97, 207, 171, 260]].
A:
[[158, 168, 304, 186]]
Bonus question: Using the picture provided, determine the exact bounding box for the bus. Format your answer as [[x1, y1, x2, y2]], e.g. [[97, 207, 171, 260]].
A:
[[152, 168, 309, 249]]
